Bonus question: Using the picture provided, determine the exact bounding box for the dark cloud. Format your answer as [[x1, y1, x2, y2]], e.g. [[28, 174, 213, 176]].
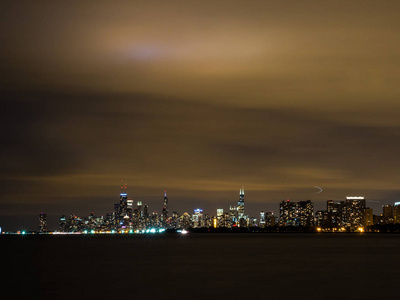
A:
[[1, 1, 400, 230]]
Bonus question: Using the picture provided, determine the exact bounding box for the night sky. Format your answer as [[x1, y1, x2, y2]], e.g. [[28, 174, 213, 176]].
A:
[[2, 1, 400, 231]]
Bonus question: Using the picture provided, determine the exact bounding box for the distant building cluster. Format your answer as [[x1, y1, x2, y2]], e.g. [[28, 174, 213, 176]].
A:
[[33, 186, 400, 234], [53, 187, 254, 234], [314, 198, 400, 232]]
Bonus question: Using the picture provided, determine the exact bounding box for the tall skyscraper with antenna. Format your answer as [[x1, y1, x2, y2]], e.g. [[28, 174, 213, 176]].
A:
[[119, 180, 128, 214], [237, 187, 245, 225], [115, 180, 129, 230], [162, 190, 169, 226]]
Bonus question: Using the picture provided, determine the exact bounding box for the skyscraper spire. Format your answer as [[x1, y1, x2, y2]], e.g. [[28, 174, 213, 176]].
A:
[[239, 186, 244, 195], [120, 180, 127, 195]]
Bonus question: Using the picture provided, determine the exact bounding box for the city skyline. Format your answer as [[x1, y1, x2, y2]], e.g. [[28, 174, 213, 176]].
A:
[[5, 184, 400, 233]]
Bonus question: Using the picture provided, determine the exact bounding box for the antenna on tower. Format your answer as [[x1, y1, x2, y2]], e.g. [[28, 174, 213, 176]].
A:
[[120, 180, 128, 196]]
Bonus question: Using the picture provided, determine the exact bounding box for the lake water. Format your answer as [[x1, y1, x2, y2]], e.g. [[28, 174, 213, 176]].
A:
[[2, 233, 400, 299]]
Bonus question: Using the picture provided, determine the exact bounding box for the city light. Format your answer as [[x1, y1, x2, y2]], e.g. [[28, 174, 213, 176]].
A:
[[26, 186, 400, 234]]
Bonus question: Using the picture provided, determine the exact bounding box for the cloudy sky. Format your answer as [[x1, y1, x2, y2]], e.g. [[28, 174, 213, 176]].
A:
[[1, 1, 400, 230]]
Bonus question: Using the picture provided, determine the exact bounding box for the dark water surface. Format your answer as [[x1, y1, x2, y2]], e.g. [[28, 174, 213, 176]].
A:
[[2, 233, 400, 299]]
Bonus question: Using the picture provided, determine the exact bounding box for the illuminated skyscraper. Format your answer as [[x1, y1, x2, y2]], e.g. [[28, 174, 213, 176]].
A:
[[39, 212, 47, 233], [115, 182, 128, 215], [250, 217, 258, 227], [203, 214, 212, 228], [67, 214, 82, 232], [143, 204, 149, 219], [279, 200, 297, 226], [127, 198, 133, 211], [216, 209, 224, 227], [382, 205, 394, 224], [171, 211, 179, 228], [152, 211, 160, 228], [325, 200, 342, 228], [86, 212, 97, 231], [59, 215, 67, 232], [115, 182, 129, 230], [365, 208, 374, 227], [345, 196, 366, 230], [137, 201, 143, 217], [237, 187, 245, 226], [229, 206, 238, 225], [143, 204, 150, 228], [126, 198, 134, 229], [192, 209, 203, 228], [265, 211, 276, 226], [259, 211, 266, 228], [298, 200, 314, 227], [162, 190, 168, 225], [279, 200, 313, 227], [143, 204, 149, 218], [315, 210, 324, 227], [394, 202, 400, 224], [213, 216, 218, 228]]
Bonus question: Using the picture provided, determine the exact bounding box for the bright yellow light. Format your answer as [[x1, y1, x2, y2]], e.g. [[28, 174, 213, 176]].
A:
[[358, 227, 364, 233], [213, 218, 217, 228], [316, 227, 322, 232]]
